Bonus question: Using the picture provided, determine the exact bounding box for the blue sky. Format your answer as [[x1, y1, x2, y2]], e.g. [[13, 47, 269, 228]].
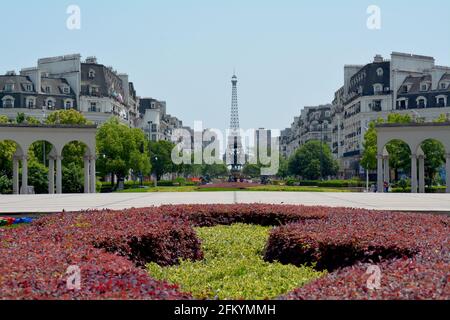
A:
[[1, 0, 450, 132]]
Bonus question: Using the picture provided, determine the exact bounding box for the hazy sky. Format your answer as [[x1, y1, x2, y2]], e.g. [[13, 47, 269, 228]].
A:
[[1, 0, 450, 133]]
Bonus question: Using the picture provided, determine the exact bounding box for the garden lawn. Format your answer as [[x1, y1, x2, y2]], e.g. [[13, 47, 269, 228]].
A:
[[148, 224, 324, 300]]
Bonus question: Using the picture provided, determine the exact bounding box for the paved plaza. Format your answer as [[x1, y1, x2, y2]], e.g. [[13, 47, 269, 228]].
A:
[[1, 192, 450, 214]]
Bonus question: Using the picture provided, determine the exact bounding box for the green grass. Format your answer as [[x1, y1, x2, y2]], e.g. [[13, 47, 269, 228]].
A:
[[117, 185, 349, 193], [147, 224, 324, 300], [0, 224, 27, 230]]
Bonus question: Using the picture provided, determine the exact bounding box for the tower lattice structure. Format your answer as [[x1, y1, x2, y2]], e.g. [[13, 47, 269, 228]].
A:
[[227, 74, 244, 173]]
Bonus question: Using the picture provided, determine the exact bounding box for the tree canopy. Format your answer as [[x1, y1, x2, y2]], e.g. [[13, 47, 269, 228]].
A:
[[288, 140, 338, 180]]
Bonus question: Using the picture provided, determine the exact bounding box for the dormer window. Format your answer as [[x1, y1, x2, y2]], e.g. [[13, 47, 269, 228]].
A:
[[62, 86, 70, 94], [88, 69, 96, 79], [2, 96, 14, 108], [417, 97, 427, 108], [436, 95, 447, 107], [441, 82, 448, 90], [420, 83, 429, 91], [25, 84, 33, 92], [4, 83, 14, 92], [376, 68, 384, 77], [45, 86, 51, 93], [373, 83, 383, 94], [401, 85, 409, 94]]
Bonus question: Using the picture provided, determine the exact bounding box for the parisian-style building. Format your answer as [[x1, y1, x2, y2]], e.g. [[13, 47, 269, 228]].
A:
[[281, 52, 450, 178], [0, 54, 188, 142], [280, 104, 332, 159], [138, 98, 188, 142]]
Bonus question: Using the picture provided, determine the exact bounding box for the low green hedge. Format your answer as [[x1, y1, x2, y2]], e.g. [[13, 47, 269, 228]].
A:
[[391, 186, 447, 193], [296, 180, 367, 188]]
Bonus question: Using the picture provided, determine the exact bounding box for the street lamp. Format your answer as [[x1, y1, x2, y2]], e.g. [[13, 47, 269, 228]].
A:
[[152, 156, 158, 187], [362, 124, 370, 192]]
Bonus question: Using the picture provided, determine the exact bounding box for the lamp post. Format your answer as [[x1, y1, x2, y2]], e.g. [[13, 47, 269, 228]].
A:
[[152, 156, 158, 188], [363, 124, 369, 192], [320, 122, 324, 180]]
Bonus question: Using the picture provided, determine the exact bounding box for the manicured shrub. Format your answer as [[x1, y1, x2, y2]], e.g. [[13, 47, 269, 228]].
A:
[[159, 204, 327, 227], [265, 210, 449, 300], [0, 209, 202, 299], [0, 204, 448, 300]]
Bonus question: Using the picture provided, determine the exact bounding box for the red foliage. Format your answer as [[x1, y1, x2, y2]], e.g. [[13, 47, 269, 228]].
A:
[[0, 204, 448, 300], [266, 211, 449, 300], [0, 209, 201, 300]]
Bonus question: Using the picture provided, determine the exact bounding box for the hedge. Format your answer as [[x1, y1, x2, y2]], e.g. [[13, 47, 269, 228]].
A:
[[266, 210, 449, 300], [0, 204, 448, 300]]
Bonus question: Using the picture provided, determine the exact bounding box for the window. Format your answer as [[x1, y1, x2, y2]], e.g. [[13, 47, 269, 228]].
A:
[[397, 99, 408, 109], [2, 97, 14, 108], [63, 86, 70, 94], [89, 102, 97, 112], [4, 83, 14, 92], [376, 68, 384, 77], [400, 85, 409, 94], [436, 96, 447, 107], [420, 83, 428, 91], [152, 134, 157, 141], [65, 100, 72, 109], [90, 86, 100, 96], [371, 100, 382, 112], [88, 69, 95, 79], [26, 98, 36, 108], [441, 83, 448, 90], [45, 86, 51, 93], [25, 84, 33, 92], [46, 99, 55, 109], [373, 84, 383, 94], [417, 97, 427, 108]]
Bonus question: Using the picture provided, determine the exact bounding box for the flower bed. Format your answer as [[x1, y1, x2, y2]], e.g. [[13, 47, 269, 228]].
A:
[[0, 205, 448, 300], [266, 211, 449, 299]]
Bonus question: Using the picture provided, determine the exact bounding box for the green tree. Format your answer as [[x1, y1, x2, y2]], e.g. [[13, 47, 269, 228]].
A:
[[149, 140, 176, 180], [28, 162, 48, 194], [202, 163, 229, 178], [97, 117, 150, 187], [242, 163, 261, 178], [45, 109, 92, 125], [62, 163, 84, 193], [288, 140, 338, 180], [277, 156, 289, 179]]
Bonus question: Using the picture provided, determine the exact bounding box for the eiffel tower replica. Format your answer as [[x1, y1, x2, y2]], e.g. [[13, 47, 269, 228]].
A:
[[226, 73, 244, 181]]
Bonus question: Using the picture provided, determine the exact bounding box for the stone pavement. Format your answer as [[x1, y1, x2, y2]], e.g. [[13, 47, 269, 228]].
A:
[[1, 192, 450, 214]]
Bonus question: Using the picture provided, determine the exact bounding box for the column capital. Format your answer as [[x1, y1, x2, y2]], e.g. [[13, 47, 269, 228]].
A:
[[377, 154, 384, 160], [411, 153, 418, 159]]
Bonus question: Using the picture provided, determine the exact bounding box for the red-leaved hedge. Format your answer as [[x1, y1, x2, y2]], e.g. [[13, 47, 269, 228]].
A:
[[0, 204, 448, 300], [266, 211, 449, 300]]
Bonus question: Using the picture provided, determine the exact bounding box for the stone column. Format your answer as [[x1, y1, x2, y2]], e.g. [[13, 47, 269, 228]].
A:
[[446, 154, 450, 194], [89, 156, 96, 194], [84, 156, 90, 194], [377, 154, 384, 193], [21, 156, 28, 195], [383, 156, 390, 186], [48, 157, 55, 194], [12, 157, 20, 195], [418, 155, 425, 194], [56, 156, 63, 194], [411, 154, 418, 194]]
